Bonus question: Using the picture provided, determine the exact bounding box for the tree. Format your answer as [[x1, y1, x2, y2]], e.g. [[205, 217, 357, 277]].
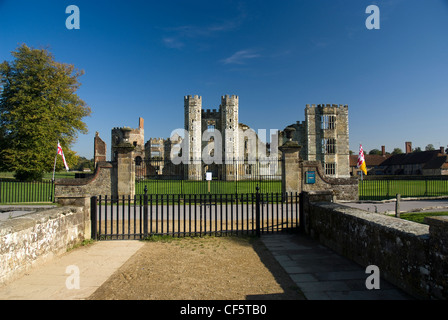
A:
[[425, 144, 435, 151], [75, 157, 94, 171], [392, 148, 403, 155], [368, 149, 382, 155], [413, 146, 422, 153], [0, 44, 91, 180]]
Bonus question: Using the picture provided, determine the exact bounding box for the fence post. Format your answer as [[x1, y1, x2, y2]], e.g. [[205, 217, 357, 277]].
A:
[[51, 180, 55, 203], [256, 185, 261, 237], [395, 193, 401, 218], [90, 196, 97, 240], [143, 185, 148, 238]]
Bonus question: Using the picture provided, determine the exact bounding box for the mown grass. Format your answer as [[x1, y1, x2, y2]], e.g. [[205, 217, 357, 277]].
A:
[[359, 179, 448, 200], [399, 211, 448, 224], [135, 179, 281, 195]]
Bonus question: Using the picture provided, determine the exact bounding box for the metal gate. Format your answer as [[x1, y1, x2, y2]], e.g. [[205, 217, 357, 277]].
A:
[[90, 189, 299, 240]]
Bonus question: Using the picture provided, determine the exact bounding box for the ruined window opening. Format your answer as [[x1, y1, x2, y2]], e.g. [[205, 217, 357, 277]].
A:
[[322, 138, 336, 154], [207, 124, 215, 132], [321, 115, 336, 130]]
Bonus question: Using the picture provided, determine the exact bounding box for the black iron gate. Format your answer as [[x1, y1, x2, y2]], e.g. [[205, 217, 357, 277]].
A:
[[91, 189, 299, 240]]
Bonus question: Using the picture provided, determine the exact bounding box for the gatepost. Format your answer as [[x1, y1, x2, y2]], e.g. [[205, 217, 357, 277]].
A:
[[279, 126, 302, 195], [114, 127, 136, 198]]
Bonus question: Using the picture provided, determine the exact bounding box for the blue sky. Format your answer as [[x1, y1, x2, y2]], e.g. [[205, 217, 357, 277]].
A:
[[1, 0, 447, 159]]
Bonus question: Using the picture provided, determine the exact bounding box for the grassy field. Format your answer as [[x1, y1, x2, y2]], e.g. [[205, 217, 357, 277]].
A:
[[400, 211, 448, 224], [0, 171, 77, 180], [135, 179, 282, 195], [0, 180, 55, 203], [359, 179, 448, 200], [0, 171, 75, 204]]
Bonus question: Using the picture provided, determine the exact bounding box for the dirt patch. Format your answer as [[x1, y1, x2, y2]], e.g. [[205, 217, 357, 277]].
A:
[[88, 236, 305, 300]]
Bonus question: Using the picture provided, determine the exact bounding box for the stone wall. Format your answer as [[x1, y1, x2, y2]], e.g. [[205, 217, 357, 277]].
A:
[[0, 203, 90, 286], [279, 142, 358, 201], [302, 161, 358, 201], [301, 192, 448, 299], [425, 216, 448, 299], [55, 161, 114, 200]]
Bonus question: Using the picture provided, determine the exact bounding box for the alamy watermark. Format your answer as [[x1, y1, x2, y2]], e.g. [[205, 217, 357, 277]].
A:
[[365, 265, 380, 290], [65, 265, 80, 290], [365, 5, 380, 30], [66, 5, 80, 30], [168, 127, 280, 168]]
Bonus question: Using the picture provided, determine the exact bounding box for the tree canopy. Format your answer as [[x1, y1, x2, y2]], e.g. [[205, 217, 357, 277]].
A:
[[368, 148, 382, 155], [0, 44, 91, 180]]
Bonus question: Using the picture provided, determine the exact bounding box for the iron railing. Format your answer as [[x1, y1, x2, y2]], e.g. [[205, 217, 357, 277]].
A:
[[135, 159, 282, 195], [0, 179, 55, 204], [91, 189, 299, 240], [359, 176, 448, 200]]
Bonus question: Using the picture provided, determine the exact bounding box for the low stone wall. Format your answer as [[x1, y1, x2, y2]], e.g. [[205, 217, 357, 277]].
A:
[[0, 203, 90, 286], [425, 216, 448, 299], [301, 191, 447, 299]]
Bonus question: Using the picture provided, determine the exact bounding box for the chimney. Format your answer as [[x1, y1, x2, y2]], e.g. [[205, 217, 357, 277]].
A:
[[381, 146, 386, 156], [440, 146, 445, 155], [405, 142, 412, 154]]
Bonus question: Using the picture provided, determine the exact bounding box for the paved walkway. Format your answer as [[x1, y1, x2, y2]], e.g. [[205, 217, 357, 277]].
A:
[[0, 241, 144, 300], [0, 233, 415, 300], [260, 233, 414, 300]]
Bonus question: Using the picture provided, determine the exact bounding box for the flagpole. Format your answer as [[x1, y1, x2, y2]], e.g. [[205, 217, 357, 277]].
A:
[[52, 141, 58, 181]]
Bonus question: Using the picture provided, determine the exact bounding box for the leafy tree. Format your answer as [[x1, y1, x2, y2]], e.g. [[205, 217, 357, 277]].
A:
[[392, 148, 403, 155], [0, 44, 91, 180], [425, 144, 435, 151], [368, 149, 382, 155], [413, 146, 422, 153], [75, 157, 94, 171]]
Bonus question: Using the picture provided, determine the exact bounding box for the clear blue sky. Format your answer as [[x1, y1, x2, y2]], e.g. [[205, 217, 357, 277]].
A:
[[1, 0, 447, 159]]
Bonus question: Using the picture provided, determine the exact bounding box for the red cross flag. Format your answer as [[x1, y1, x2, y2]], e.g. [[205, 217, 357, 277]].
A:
[[57, 141, 70, 171], [357, 144, 367, 175]]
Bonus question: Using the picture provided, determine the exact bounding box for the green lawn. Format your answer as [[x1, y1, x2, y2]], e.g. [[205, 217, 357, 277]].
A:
[[400, 212, 448, 224], [0, 171, 76, 204], [0, 171, 76, 180], [359, 179, 448, 200], [135, 179, 281, 195], [0, 180, 55, 203]]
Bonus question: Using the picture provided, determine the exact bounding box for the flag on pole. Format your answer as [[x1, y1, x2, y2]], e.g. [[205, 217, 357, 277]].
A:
[[357, 144, 367, 175], [57, 141, 69, 171]]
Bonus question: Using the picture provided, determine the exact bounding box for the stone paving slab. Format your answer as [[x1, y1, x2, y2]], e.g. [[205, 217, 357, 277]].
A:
[[0, 240, 145, 300], [261, 233, 414, 300]]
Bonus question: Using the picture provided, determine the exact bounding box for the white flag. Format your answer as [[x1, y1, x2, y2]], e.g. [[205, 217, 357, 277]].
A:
[[57, 141, 69, 171]]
